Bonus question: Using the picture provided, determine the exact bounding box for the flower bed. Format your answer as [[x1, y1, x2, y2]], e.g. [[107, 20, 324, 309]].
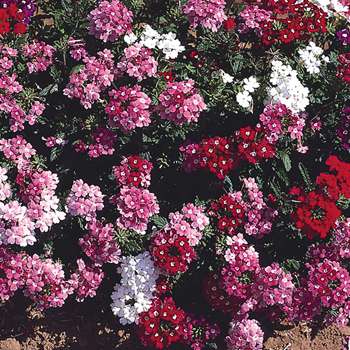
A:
[[0, 0, 350, 349]]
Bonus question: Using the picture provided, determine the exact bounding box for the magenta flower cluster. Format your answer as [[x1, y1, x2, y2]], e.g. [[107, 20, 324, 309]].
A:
[[157, 79, 206, 125], [0, 45, 45, 131], [79, 220, 121, 265], [116, 44, 158, 81], [115, 185, 159, 234], [22, 40, 55, 73], [182, 0, 227, 32], [64, 49, 115, 109], [106, 85, 152, 132], [88, 0, 133, 43]]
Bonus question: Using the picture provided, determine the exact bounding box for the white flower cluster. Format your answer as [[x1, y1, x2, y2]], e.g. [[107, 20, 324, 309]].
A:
[[236, 76, 260, 109], [298, 42, 329, 75], [311, 0, 349, 17], [267, 60, 310, 113], [219, 70, 234, 84], [124, 25, 185, 59], [110, 252, 159, 325]]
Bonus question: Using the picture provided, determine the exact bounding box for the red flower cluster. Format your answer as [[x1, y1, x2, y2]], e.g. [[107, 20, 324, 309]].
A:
[[0, 4, 27, 35], [260, 0, 327, 46], [138, 297, 186, 349], [209, 194, 245, 235], [151, 229, 196, 275], [292, 156, 350, 239], [203, 273, 237, 313], [113, 155, 153, 188], [235, 125, 275, 164], [180, 136, 236, 179], [337, 53, 350, 85]]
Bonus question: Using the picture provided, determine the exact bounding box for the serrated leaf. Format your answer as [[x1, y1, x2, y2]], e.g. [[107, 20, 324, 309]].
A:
[[151, 215, 168, 229]]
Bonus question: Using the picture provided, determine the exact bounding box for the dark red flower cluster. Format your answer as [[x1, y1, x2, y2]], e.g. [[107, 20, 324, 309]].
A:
[[292, 156, 350, 239], [138, 296, 186, 349], [203, 273, 237, 313], [151, 229, 196, 275], [209, 194, 246, 235], [260, 0, 327, 46], [0, 4, 27, 35], [113, 155, 153, 188], [180, 136, 236, 179], [235, 125, 275, 164], [337, 53, 350, 85]]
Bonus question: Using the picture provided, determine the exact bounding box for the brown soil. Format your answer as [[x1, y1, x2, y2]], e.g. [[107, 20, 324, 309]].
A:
[[1, 296, 350, 350], [264, 323, 350, 350]]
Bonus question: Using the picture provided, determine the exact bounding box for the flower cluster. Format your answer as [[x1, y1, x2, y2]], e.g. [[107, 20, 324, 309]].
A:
[[64, 49, 115, 109], [66, 180, 104, 222], [22, 41, 55, 73], [79, 220, 121, 265], [181, 136, 235, 179], [337, 107, 350, 150], [116, 44, 158, 81], [267, 60, 310, 113], [182, 0, 227, 32], [238, 5, 271, 33], [298, 42, 329, 75], [337, 53, 350, 84], [226, 318, 264, 350], [113, 155, 153, 188], [111, 252, 159, 325], [105, 85, 152, 132], [0, 2, 29, 35], [125, 25, 185, 60], [260, 0, 327, 46], [88, 0, 133, 42], [157, 79, 206, 125], [115, 186, 159, 234], [292, 156, 350, 239], [138, 296, 186, 349], [236, 76, 260, 109]]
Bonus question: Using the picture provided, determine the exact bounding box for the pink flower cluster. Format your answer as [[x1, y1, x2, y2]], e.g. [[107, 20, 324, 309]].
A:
[[182, 315, 220, 350], [88, 0, 133, 43], [182, 0, 227, 32], [69, 259, 104, 302], [0, 44, 17, 73], [0, 46, 45, 131], [243, 177, 278, 238], [150, 203, 209, 275], [66, 180, 104, 221], [116, 44, 158, 81], [64, 49, 115, 109], [226, 318, 264, 350], [0, 247, 104, 307], [0, 136, 36, 170], [168, 203, 209, 246], [222, 234, 260, 300], [259, 103, 305, 145], [22, 40, 55, 73], [106, 85, 152, 132], [0, 168, 65, 247], [239, 5, 271, 33], [79, 220, 121, 265], [307, 259, 350, 309], [113, 155, 153, 188], [157, 79, 206, 125], [87, 127, 117, 158], [253, 263, 295, 309], [115, 185, 159, 234]]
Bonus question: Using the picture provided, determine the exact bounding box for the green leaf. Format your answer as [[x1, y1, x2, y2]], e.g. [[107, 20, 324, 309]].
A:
[[279, 151, 292, 172], [151, 215, 168, 229]]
